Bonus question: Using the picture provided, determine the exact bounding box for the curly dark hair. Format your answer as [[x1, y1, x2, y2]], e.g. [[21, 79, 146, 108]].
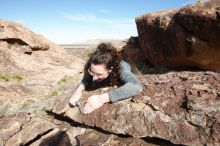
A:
[[85, 42, 122, 86]]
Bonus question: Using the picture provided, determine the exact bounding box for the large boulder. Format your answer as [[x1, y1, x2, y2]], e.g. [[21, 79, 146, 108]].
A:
[[136, 0, 220, 72], [46, 71, 220, 145], [0, 19, 82, 72], [0, 19, 51, 51], [0, 19, 84, 116]]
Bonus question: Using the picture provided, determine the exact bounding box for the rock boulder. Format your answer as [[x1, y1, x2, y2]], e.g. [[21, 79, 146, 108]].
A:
[[0, 19, 84, 116], [136, 0, 220, 72], [46, 71, 220, 145]]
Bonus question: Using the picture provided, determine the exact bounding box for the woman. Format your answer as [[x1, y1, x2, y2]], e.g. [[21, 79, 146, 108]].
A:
[[69, 42, 143, 114]]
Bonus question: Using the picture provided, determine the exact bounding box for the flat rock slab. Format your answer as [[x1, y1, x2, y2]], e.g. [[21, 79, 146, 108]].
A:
[[0, 112, 86, 146], [0, 113, 56, 146], [46, 71, 220, 145]]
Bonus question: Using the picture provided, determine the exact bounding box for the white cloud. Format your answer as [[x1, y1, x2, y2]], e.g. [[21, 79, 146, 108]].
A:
[[111, 19, 135, 29], [43, 12, 138, 43], [64, 13, 96, 21], [113, 23, 134, 29], [39, 24, 136, 44], [99, 9, 110, 13], [63, 13, 135, 29]]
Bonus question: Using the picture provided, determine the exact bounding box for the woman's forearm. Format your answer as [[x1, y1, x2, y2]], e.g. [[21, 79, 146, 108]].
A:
[[100, 93, 111, 103], [108, 82, 143, 102], [77, 83, 86, 91]]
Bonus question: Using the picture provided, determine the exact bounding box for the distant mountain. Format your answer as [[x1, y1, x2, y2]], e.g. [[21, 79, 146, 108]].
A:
[[76, 38, 127, 46]]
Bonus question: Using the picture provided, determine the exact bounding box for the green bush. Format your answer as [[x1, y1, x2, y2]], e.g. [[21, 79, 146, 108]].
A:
[[0, 74, 23, 82], [20, 98, 35, 109], [12, 75, 23, 81], [57, 75, 71, 84], [129, 60, 146, 75], [0, 74, 9, 81]]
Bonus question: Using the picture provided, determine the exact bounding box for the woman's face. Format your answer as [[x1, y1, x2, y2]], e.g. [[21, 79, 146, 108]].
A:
[[88, 63, 111, 81]]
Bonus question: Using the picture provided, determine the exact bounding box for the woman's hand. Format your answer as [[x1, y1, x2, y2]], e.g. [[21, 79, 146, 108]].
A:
[[83, 93, 110, 114], [69, 84, 85, 106], [69, 90, 82, 106]]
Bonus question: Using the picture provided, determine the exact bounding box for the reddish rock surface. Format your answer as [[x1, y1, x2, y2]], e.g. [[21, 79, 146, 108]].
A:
[[136, 0, 220, 72], [46, 71, 220, 145]]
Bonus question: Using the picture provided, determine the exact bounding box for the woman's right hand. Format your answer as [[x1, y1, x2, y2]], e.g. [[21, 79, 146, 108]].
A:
[[69, 90, 82, 106], [69, 84, 85, 106]]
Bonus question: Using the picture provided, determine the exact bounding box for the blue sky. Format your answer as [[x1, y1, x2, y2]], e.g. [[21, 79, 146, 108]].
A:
[[0, 0, 195, 44]]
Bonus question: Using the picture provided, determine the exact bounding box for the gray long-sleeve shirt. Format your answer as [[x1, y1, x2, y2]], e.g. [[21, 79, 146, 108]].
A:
[[80, 60, 143, 102]]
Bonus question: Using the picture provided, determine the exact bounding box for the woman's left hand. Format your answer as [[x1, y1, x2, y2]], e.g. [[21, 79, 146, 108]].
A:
[[83, 93, 110, 114]]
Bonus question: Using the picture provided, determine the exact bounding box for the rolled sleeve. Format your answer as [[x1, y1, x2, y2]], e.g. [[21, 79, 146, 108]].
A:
[[108, 60, 143, 102]]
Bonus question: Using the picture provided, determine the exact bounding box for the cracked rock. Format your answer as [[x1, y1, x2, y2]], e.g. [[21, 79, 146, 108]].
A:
[[46, 71, 220, 145]]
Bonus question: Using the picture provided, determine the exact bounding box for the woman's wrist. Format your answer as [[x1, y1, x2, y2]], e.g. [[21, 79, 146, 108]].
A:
[[100, 93, 110, 103], [78, 83, 85, 90]]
